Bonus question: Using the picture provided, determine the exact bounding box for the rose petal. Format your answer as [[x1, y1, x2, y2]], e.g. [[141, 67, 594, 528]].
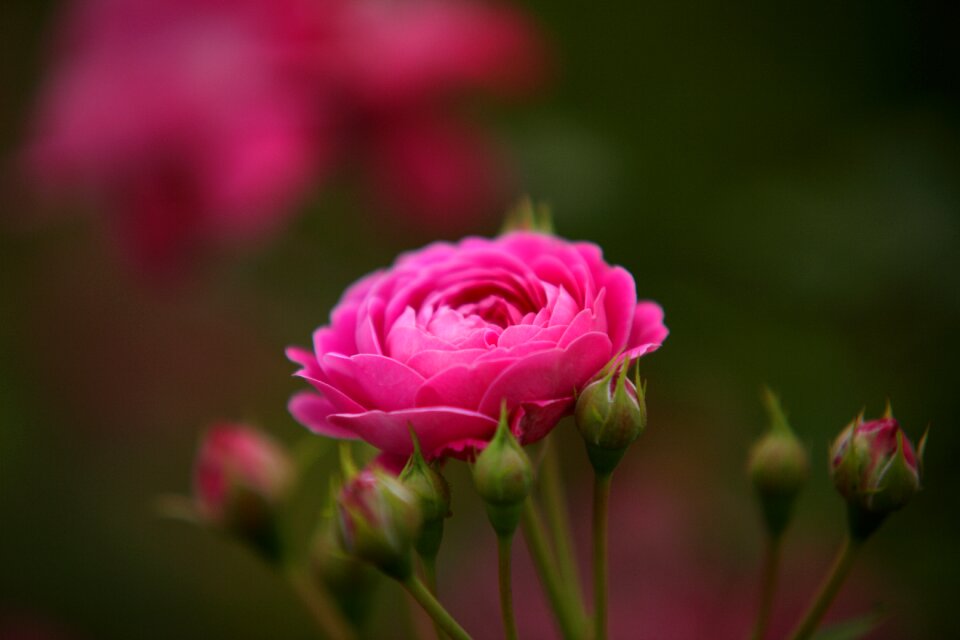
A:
[[329, 407, 498, 457], [321, 353, 424, 411], [288, 392, 360, 439]]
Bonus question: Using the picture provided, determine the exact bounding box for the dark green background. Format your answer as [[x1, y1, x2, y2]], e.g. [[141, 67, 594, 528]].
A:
[[2, 1, 958, 638]]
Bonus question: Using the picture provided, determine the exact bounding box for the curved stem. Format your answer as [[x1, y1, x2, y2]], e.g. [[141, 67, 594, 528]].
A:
[[750, 534, 782, 640], [786, 536, 862, 640], [402, 575, 473, 640], [286, 570, 355, 640], [498, 535, 520, 640], [542, 441, 583, 602], [592, 473, 612, 640], [520, 502, 587, 639]]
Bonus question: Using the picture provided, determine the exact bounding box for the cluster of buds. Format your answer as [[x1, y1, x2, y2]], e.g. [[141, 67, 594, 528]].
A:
[[830, 404, 926, 538], [193, 423, 293, 559], [574, 362, 647, 476], [472, 405, 533, 538]]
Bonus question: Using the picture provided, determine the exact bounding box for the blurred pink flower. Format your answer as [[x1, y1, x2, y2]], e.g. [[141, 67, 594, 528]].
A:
[[23, 0, 546, 273], [193, 422, 292, 525], [288, 231, 667, 461]]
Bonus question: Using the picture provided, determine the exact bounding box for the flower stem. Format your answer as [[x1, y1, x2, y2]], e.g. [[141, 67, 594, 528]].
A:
[[286, 569, 355, 640], [750, 533, 782, 640], [402, 575, 473, 640], [786, 536, 862, 640], [520, 502, 587, 639], [421, 554, 445, 640], [592, 472, 612, 640], [542, 440, 583, 603], [498, 534, 520, 640]]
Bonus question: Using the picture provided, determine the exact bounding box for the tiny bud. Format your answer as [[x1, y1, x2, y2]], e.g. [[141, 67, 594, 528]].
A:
[[193, 423, 292, 559], [336, 468, 422, 580], [747, 389, 809, 536], [399, 429, 451, 559], [472, 404, 533, 538], [829, 404, 924, 539], [575, 362, 647, 476], [501, 197, 555, 234]]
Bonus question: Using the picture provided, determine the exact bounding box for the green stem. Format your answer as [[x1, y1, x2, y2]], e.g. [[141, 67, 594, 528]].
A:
[[286, 570, 355, 640], [592, 473, 612, 640], [786, 536, 862, 640], [402, 575, 473, 640], [498, 535, 520, 640], [542, 441, 584, 603], [421, 555, 445, 640], [750, 534, 782, 640], [520, 502, 586, 639]]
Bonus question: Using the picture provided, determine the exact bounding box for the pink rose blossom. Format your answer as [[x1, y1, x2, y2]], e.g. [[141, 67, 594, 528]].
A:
[[288, 231, 667, 461], [23, 0, 546, 272], [193, 423, 292, 524]]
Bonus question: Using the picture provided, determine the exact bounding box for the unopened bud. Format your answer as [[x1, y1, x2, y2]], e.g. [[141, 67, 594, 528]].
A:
[[575, 363, 647, 476], [193, 423, 292, 559], [830, 403, 925, 538], [399, 430, 451, 559], [747, 390, 809, 536], [336, 469, 422, 579], [473, 405, 533, 538]]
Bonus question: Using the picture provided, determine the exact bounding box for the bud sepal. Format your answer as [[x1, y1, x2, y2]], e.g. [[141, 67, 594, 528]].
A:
[[472, 404, 534, 538]]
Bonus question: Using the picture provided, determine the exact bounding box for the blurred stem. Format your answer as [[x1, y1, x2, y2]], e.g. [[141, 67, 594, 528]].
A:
[[542, 440, 584, 605], [750, 533, 782, 640], [592, 473, 612, 640], [520, 502, 587, 639], [498, 534, 520, 640], [786, 536, 862, 640], [421, 554, 445, 640], [402, 575, 473, 640], [286, 569, 355, 640]]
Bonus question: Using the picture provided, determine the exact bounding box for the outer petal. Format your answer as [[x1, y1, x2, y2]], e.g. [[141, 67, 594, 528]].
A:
[[288, 392, 360, 440], [622, 301, 668, 360], [321, 353, 424, 411], [328, 407, 498, 457]]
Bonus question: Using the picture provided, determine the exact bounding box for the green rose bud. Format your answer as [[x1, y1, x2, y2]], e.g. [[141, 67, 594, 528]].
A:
[[747, 389, 809, 537], [472, 404, 533, 538], [575, 362, 647, 476], [399, 430, 451, 559]]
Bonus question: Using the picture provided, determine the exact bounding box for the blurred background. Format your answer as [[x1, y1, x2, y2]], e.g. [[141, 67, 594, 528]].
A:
[[2, 0, 958, 638]]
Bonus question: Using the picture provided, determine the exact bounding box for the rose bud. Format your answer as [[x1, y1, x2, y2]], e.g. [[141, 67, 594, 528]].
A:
[[747, 389, 809, 537], [472, 405, 534, 538], [336, 469, 422, 580], [399, 431, 451, 560], [193, 423, 292, 559], [830, 404, 926, 539], [575, 363, 647, 476]]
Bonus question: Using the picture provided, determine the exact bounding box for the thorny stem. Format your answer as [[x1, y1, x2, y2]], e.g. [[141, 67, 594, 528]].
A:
[[592, 473, 612, 640]]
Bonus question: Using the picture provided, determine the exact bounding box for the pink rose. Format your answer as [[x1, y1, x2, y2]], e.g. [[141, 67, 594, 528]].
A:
[[288, 231, 667, 461]]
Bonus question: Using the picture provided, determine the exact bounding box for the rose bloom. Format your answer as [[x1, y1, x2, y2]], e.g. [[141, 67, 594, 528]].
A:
[[22, 0, 546, 273], [288, 232, 667, 461]]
